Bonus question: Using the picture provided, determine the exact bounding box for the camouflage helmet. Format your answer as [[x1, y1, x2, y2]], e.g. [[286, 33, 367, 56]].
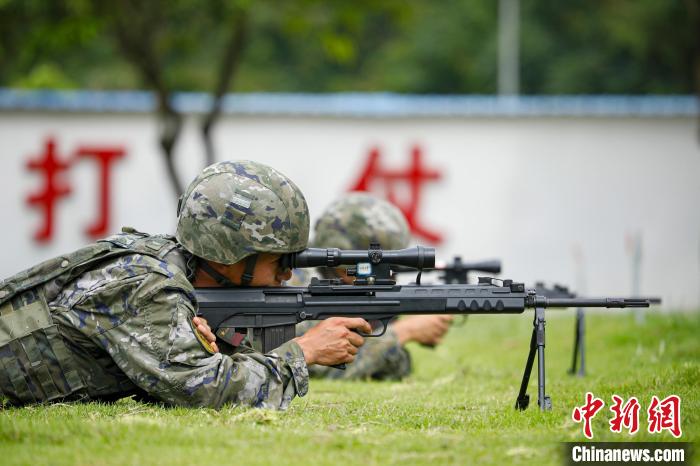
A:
[[176, 160, 310, 264], [312, 192, 410, 250]]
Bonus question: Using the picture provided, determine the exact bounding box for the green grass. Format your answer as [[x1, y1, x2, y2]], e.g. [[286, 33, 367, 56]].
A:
[[1, 311, 698, 465]]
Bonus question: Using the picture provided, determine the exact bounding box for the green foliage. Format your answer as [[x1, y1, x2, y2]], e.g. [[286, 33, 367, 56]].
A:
[[0, 0, 696, 94], [0, 311, 697, 465], [235, 0, 409, 91], [362, 0, 498, 93], [520, 0, 697, 93], [10, 63, 75, 89], [0, 0, 91, 87]]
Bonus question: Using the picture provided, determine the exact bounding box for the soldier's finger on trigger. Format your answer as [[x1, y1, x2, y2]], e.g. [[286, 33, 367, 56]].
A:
[[343, 317, 372, 334], [346, 330, 365, 347]]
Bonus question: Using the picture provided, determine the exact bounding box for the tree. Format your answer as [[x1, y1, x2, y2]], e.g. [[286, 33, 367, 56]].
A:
[[2, 0, 697, 183], [520, 0, 698, 94], [0, 0, 100, 89], [93, 0, 250, 196]]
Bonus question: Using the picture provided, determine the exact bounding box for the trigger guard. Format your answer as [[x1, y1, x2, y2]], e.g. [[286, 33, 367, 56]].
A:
[[366, 319, 391, 337]]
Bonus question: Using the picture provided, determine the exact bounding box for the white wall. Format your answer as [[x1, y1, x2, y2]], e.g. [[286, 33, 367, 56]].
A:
[[1, 111, 698, 309]]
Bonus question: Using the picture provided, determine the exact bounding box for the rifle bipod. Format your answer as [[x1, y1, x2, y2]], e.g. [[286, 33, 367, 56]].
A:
[[515, 306, 552, 411], [568, 308, 586, 376]]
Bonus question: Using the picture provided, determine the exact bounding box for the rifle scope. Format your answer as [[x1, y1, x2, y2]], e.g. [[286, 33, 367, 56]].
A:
[[441, 257, 501, 274], [280, 246, 435, 270]]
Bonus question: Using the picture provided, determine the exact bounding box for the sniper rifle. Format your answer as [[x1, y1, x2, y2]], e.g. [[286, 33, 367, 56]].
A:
[[196, 244, 653, 411]]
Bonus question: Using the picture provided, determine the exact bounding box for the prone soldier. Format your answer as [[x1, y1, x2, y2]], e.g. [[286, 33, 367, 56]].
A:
[[293, 192, 453, 380], [0, 161, 371, 409]]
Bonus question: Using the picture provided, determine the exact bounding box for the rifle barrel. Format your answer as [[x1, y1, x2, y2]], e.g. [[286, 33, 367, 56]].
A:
[[545, 297, 652, 308]]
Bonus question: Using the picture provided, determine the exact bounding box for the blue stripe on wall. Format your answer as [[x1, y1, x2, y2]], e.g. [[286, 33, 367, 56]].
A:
[[0, 88, 697, 118]]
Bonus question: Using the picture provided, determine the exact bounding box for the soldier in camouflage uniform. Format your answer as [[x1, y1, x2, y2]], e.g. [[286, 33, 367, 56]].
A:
[[0, 161, 370, 409], [294, 192, 452, 380]]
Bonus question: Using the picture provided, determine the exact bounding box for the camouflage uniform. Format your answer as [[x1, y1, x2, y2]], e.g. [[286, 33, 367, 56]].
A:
[[294, 193, 413, 381], [0, 161, 310, 409]]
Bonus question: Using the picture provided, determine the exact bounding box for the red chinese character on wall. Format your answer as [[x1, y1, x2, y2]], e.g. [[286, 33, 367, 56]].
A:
[[75, 145, 126, 237], [647, 395, 682, 438], [609, 395, 641, 434], [25, 138, 126, 242], [26, 139, 72, 242], [348, 145, 443, 244], [572, 392, 605, 439]]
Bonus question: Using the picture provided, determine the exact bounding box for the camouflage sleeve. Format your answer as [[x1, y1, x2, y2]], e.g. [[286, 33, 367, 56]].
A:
[[88, 282, 309, 409], [296, 322, 412, 381]]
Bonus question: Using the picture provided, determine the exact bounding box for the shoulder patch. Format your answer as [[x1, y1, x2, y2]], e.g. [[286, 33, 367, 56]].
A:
[[188, 316, 216, 355]]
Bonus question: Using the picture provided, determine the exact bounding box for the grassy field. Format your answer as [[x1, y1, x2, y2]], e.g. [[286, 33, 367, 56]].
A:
[[1, 310, 697, 465]]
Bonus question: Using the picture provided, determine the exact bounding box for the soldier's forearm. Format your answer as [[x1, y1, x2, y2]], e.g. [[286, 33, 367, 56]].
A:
[[271, 340, 309, 400], [213, 340, 308, 409]]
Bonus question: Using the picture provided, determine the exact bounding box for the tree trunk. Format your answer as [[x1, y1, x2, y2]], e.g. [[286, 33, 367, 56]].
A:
[[106, 0, 185, 196], [202, 11, 249, 166]]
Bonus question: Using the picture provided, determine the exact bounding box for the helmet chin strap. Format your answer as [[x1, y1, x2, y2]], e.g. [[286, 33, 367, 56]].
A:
[[198, 254, 258, 287], [198, 261, 236, 287], [239, 254, 258, 286]]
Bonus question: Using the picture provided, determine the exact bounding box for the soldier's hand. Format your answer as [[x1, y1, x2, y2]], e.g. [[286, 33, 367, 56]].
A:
[[392, 315, 453, 346], [293, 317, 372, 366], [192, 316, 219, 353]]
